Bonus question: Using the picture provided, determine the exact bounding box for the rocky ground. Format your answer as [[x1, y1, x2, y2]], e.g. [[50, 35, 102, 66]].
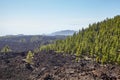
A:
[[0, 51, 120, 80]]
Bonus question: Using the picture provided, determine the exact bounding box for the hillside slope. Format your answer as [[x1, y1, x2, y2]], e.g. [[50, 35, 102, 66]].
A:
[[40, 15, 120, 64]]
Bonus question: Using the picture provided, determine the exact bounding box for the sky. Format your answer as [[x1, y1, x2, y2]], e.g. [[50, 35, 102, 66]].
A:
[[0, 0, 120, 36]]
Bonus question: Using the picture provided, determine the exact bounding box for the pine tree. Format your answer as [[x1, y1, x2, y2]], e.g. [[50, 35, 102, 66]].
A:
[[40, 15, 120, 64], [25, 51, 34, 64]]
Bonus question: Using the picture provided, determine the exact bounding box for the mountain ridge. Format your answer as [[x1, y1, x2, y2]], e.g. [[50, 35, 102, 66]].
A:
[[49, 30, 76, 36]]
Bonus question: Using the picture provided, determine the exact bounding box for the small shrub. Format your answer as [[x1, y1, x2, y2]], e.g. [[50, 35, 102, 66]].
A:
[[1, 45, 12, 53], [25, 51, 34, 64]]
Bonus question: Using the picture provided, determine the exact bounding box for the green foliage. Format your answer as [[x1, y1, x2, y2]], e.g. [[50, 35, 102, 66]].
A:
[[117, 55, 120, 64], [1, 45, 12, 53], [25, 51, 34, 64], [101, 55, 107, 64], [40, 15, 120, 64]]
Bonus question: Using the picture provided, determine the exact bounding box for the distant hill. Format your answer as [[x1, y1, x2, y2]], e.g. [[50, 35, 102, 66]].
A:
[[49, 30, 76, 36], [0, 35, 66, 52]]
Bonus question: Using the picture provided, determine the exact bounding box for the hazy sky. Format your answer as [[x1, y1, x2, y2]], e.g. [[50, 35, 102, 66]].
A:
[[0, 0, 120, 36]]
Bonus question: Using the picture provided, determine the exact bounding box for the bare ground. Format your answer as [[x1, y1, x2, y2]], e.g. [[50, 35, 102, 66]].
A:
[[0, 51, 120, 80]]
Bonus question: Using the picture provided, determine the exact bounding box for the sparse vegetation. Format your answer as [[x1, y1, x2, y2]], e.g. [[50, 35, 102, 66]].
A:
[[1, 45, 12, 53], [0, 35, 65, 52]]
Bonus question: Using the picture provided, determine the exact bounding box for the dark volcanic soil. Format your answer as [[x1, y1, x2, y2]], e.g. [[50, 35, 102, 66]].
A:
[[0, 51, 120, 80]]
